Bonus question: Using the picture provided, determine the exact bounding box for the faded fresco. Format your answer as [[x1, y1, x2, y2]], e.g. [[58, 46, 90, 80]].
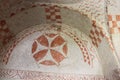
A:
[[0, 0, 120, 80]]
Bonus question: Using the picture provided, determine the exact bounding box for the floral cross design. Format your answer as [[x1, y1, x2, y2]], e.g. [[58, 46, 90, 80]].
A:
[[32, 33, 68, 66]]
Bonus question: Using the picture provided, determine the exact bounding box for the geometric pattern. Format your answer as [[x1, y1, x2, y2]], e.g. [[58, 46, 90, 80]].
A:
[[2, 24, 93, 66], [89, 20, 104, 47], [64, 31, 92, 65], [0, 20, 13, 45], [0, 69, 107, 80], [32, 33, 67, 66], [73, 34, 91, 65], [108, 15, 120, 34], [44, 5, 62, 24]]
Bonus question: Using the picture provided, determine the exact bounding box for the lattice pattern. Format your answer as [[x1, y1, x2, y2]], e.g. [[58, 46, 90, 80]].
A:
[[44, 5, 62, 23], [89, 21, 104, 47], [108, 15, 120, 34], [0, 20, 13, 45]]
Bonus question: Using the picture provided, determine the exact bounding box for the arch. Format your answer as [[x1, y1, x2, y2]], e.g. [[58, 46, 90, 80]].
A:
[[0, 1, 119, 80]]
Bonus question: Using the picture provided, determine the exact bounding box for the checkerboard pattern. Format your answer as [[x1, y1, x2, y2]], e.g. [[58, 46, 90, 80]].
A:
[[108, 15, 120, 34], [44, 5, 62, 24], [0, 20, 13, 45], [89, 21, 104, 47]]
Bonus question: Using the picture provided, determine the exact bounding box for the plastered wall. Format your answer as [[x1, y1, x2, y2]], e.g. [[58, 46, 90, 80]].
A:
[[0, 0, 119, 80]]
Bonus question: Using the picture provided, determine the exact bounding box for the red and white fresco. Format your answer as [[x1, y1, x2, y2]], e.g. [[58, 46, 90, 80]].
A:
[[108, 15, 120, 34], [44, 5, 62, 24], [89, 20, 105, 47], [0, 69, 106, 80], [0, 20, 13, 45], [107, 1, 120, 79], [0, 24, 103, 80], [0, 0, 119, 80], [32, 33, 68, 66]]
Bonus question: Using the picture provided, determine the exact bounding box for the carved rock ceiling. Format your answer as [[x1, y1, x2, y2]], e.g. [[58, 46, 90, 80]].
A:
[[26, 0, 84, 4]]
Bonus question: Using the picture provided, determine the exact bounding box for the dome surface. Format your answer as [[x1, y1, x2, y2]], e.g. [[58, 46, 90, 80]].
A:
[[0, 24, 103, 80], [0, 1, 118, 79]]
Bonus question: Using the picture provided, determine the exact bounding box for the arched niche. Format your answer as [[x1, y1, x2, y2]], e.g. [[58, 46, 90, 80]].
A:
[[0, 3, 118, 80]]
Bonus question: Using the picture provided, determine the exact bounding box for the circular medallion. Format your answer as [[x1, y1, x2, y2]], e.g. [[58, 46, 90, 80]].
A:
[[32, 33, 68, 66]]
